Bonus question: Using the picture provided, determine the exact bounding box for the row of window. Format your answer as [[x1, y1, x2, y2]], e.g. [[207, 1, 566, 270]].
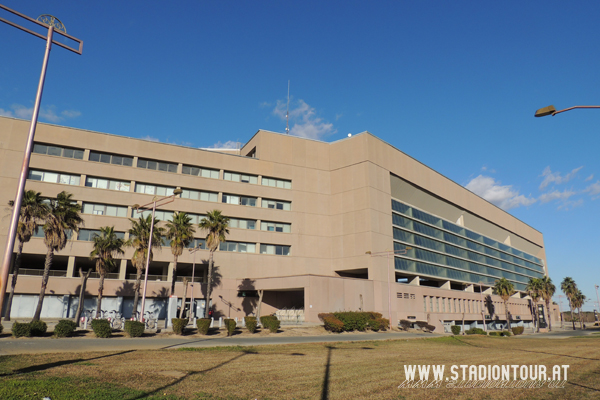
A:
[[29, 170, 80, 186], [392, 199, 543, 266], [424, 295, 482, 314], [35, 143, 292, 189]]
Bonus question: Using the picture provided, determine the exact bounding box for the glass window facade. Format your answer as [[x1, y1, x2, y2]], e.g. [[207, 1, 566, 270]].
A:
[[261, 199, 291, 211], [261, 176, 291, 189], [392, 199, 544, 292], [229, 218, 256, 230], [260, 221, 291, 233], [134, 183, 175, 196], [29, 170, 80, 186], [260, 244, 290, 256], [85, 177, 130, 191], [219, 241, 257, 253], [224, 171, 258, 184], [78, 229, 125, 241], [88, 151, 133, 166], [33, 143, 84, 160], [132, 209, 174, 222], [222, 194, 257, 207], [182, 165, 219, 179], [82, 203, 128, 218], [137, 158, 177, 173], [181, 189, 218, 202]]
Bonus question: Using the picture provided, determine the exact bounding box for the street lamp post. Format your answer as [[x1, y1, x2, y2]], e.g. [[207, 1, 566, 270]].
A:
[[557, 295, 565, 329], [366, 247, 411, 331], [0, 5, 83, 318], [189, 243, 203, 322], [133, 188, 182, 321], [535, 104, 600, 117]]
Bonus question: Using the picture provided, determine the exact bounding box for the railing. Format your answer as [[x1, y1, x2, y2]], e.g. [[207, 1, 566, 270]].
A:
[[274, 308, 305, 325], [18, 268, 67, 277], [88, 272, 120, 279], [126, 274, 168, 281], [176, 276, 203, 283]]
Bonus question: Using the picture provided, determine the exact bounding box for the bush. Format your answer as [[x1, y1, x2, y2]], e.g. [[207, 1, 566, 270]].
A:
[[333, 312, 371, 332], [502, 330, 512, 337], [197, 318, 211, 335], [414, 321, 435, 332], [322, 315, 344, 333], [244, 317, 257, 334], [54, 320, 77, 338], [224, 319, 237, 336], [512, 326, 524, 336], [91, 319, 112, 338], [0, 323, 3, 334], [12, 322, 31, 338], [488, 331, 500, 336], [367, 312, 383, 320], [465, 327, 486, 335], [260, 315, 281, 333], [451, 325, 462, 335], [367, 318, 381, 331], [318, 313, 334, 321], [378, 318, 389, 331], [171, 318, 188, 335], [30, 320, 47, 337], [124, 321, 145, 337], [399, 319, 412, 331]]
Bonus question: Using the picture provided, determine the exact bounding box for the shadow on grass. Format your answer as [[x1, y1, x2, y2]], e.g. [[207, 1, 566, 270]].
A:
[[127, 349, 258, 399], [568, 381, 600, 392], [0, 350, 134, 377], [321, 345, 336, 400]]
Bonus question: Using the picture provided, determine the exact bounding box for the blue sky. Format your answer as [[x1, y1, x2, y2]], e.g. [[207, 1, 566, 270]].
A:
[[1, 1, 599, 311]]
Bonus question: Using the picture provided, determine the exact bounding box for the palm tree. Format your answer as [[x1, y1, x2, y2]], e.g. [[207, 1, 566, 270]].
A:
[[90, 226, 125, 317], [165, 212, 195, 296], [33, 191, 83, 321], [4, 191, 49, 321], [561, 277, 578, 330], [526, 278, 543, 332], [572, 290, 586, 329], [127, 214, 164, 319], [198, 210, 229, 318], [539, 276, 556, 331], [493, 278, 515, 331]]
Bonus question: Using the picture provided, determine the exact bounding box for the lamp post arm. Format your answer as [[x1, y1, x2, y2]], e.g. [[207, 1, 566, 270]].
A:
[[552, 105, 600, 116]]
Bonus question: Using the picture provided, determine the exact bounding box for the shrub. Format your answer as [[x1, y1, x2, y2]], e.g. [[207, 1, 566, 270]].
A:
[[367, 312, 383, 320], [318, 313, 335, 321], [91, 319, 112, 338], [399, 319, 412, 331], [322, 315, 344, 333], [465, 327, 485, 335], [502, 331, 512, 337], [259, 316, 280, 333], [197, 318, 211, 335], [224, 319, 237, 336], [451, 325, 462, 335], [12, 322, 31, 338], [512, 326, 524, 336], [124, 321, 145, 337], [0, 323, 3, 334], [30, 320, 47, 337], [378, 318, 389, 331], [367, 318, 381, 331], [244, 317, 257, 334], [333, 312, 370, 332], [54, 320, 77, 338], [488, 331, 501, 336], [172, 318, 188, 335]]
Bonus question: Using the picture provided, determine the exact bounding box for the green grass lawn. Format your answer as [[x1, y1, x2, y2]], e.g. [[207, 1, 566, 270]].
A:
[[1, 336, 599, 399]]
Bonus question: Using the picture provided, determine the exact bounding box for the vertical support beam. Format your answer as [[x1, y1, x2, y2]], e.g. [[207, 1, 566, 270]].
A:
[[464, 285, 474, 292], [439, 281, 450, 290], [118, 259, 127, 281], [66, 256, 76, 278], [408, 276, 420, 285], [167, 262, 174, 283]]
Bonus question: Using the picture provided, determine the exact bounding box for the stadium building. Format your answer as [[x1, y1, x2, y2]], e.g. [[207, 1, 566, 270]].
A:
[[0, 116, 556, 331]]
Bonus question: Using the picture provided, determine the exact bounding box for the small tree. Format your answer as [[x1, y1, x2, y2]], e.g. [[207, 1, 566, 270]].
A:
[[198, 210, 229, 318], [561, 277, 578, 330], [493, 278, 515, 331], [90, 226, 125, 317], [165, 212, 195, 296], [572, 290, 586, 329], [526, 278, 543, 332], [539, 276, 556, 331]]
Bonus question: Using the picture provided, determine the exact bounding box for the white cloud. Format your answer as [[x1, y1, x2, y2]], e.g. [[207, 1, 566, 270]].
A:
[[0, 104, 81, 123], [140, 135, 159, 142], [465, 175, 536, 210], [539, 166, 583, 190], [207, 140, 240, 149], [585, 181, 600, 199], [538, 189, 577, 203], [273, 99, 335, 140], [585, 174, 594, 182]]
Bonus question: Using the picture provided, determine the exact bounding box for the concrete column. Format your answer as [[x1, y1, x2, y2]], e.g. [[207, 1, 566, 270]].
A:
[[408, 276, 420, 285], [166, 263, 174, 281], [177, 163, 183, 174], [464, 284, 474, 292], [130, 181, 135, 192], [66, 256, 76, 278], [483, 287, 493, 295], [439, 281, 450, 290], [83, 149, 90, 161], [118, 259, 127, 280], [132, 156, 139, 167], [80, 174, 87, 186]]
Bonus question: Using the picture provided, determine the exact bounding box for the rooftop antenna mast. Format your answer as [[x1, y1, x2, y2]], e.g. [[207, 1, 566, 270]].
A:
[[285, 80, 290, 134]]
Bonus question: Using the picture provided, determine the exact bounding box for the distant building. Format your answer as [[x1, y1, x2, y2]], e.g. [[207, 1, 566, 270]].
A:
[[0, 116, 554, 331]]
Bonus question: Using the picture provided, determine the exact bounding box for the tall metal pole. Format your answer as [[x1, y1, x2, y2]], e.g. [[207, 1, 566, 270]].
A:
[[190, 248, 197, 320], [595, 285, 600, 323], [139, 201, 156, 321], [0, 25, 54, 318]]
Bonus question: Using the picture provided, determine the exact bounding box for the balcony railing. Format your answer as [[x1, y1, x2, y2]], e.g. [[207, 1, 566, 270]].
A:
[[176, 276, 203, 283], [126, 274, 168, 281], [88, 272, 120, 279], [18, 269, 67, 277]]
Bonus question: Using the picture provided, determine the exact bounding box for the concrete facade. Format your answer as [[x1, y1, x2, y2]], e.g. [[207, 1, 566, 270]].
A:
[[0, 116, 554, 331]]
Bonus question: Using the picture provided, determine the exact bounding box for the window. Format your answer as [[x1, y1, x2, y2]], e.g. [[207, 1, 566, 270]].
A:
[[259, 244, 290, 256], [82, 203, 128, 218], [88, 151, 133, 166], [186, 238, 206, 249], [260, 221, 291, 233], [181, 189, 218, 202], [33, 143, 84, 159], [261, 199, 291, 211], [188, 213, 207, 225], [132, 209, 174, 222], [182, 165, 219, 179], [219, 241, 257, 253], [137, 158, 177, 173], [29, 170, 80, 186], [224, 171, 258, 184], [222, 194, 257, 207], [134, 183, 175, 196], [229, 218, 256, 230], [85, 177, 130, 191], [78, 229, 124, 241], [261, 176, 291, 189]]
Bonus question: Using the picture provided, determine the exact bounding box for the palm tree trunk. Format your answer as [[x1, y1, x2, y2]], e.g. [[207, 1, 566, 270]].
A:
[[545, 300, 552, 331], [570, 303, 576, 330], [132, 267, 143, 321], [96, 270, 105, 318], [179, 279, 188, 319], [505, 300, 511, 331], [75, 267, 92, 326], [256, 289, 264, 322], [535, 303, 540, 333], [170, 256, 178, 297], [32, 248, 53, 321], [204, 252, 214, 319], [579, 308, 584, 329], [4, 241, 24, 322]]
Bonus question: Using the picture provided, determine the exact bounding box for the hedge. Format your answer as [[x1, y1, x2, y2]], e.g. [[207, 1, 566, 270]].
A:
[[451, 325, 462, 335], [260, 315, 280, 333], [377, 318, 389, 331], [465, 327, 485, 335], [197, 318, 211, 335], [0, 322, 3, 334], [30, 320, 47, 337], [91, 319, 112, 338], [244, 317, 257, 334], [415, 321, 436, 333], [511, 326, 524, 336], [224, 319, 237, 336], [54, 320, 77, 338], [124, 321, 145, 337], [322, 315, 344, 332], [172, 318, 188, 335], [399, 319, 412, 331], [333, 312, 372, 332], [367, 318, 382, 331], [12, 321, 31, 338]]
